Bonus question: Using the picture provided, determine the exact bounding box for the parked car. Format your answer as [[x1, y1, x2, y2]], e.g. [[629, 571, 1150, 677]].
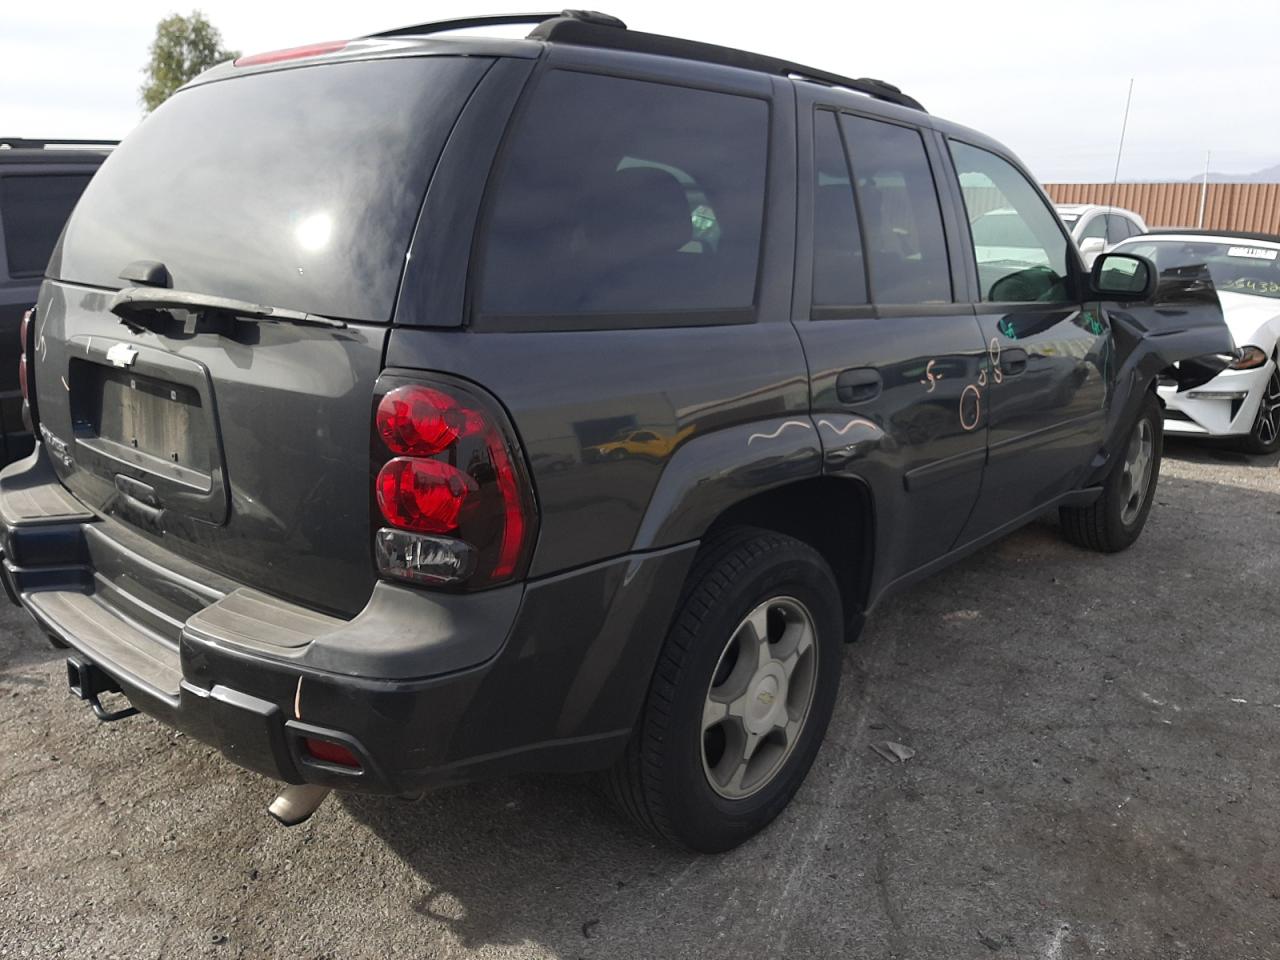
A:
[[0, 139, 111, 463], [0, 12, 1233, 852], [1055, 203, 1148, 266], [1111, 230, 1280, 453]]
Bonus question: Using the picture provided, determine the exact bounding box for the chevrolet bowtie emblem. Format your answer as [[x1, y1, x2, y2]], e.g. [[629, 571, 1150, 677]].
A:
[[106, 343, 139, 368]]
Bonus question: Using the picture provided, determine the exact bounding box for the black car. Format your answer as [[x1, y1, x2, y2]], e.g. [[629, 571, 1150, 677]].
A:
[[0, 12, 1232, 852], [0, 139, 111, 463]]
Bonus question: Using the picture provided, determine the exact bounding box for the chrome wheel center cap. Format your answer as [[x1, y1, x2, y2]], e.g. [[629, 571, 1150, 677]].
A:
[[745, 665, 785, 733]]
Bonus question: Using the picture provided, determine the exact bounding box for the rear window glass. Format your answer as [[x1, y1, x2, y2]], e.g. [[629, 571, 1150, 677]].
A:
[[1, 174, 92, 277], [477, 70, 768, 319], [55, 57, 490, 324], [841, 115, 951, 304]]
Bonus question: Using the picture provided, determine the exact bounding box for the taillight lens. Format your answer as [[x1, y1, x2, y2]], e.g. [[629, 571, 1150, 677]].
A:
[[302, 737, 361, 769], [372, 378, 536, 589]]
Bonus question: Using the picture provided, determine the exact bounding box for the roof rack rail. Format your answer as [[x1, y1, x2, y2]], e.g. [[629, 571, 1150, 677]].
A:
[[0, 137, 118, 149], [367, 10, 623, 40], [366, 10, 922, 112]]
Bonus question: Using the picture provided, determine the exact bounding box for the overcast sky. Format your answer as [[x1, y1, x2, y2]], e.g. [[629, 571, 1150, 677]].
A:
[[3, 1, 1277, 182]]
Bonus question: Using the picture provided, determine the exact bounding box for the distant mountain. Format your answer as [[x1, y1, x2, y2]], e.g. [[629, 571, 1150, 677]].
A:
[[1187, 163, 1280, 184]]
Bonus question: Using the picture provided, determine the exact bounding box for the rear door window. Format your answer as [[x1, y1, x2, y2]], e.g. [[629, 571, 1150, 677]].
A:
[[811, 110, 867, 307], [55, 57, 490, 324], [840, 115, 951, 304], [476, 70, 768, 319], [0, 173, 92, 277]]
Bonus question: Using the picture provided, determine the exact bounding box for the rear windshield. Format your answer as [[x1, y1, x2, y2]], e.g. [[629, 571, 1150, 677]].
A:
[[55, 56, 490, 324]]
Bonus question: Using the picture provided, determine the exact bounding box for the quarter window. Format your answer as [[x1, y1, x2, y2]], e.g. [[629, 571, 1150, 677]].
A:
[[477, 70, 768, 318], [811, 110, 867, 307], [842, 115, 952, 304], [950, 142, 1072, 303], [1079, 214, 1107, 242], [0, 174, 92, 277]]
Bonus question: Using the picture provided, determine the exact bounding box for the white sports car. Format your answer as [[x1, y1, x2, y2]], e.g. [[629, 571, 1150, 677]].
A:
[[1111, 230, 1280, 454]]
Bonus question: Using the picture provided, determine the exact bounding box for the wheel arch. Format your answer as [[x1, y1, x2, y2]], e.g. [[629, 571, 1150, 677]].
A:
[[701, 476, 876, 640]]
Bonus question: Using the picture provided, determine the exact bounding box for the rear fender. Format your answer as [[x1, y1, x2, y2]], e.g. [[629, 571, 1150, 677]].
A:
[[630, 416, 823, 550]]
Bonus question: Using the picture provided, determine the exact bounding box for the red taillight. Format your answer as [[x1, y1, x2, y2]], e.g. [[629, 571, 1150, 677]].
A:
[[302, 737, 361, 769], [18, 354, 27, 402], [372, 380, 536, 589], [376, 457, 476, 534], [377, 385, 479, 456], [234, 40, 349, 67]]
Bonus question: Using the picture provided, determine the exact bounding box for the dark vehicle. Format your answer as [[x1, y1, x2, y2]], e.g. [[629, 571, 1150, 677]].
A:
[[0, 139, 111, 463], [0, 13, 1233, 852]]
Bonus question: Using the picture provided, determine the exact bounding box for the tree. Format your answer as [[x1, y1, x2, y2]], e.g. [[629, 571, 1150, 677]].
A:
[[139, 11, 239, 113]]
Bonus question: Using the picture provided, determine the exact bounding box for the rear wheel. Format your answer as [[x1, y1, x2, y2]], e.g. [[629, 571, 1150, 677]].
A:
[[1239, 363, 1280, 455], [608, 528, 842, 852], [1060, 392, 1163, 553]]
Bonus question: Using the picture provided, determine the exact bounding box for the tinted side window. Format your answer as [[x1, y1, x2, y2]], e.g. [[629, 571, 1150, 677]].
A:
[[949, 141, 1072, 303], [1105, 215, 1131, 244], [811, 110, 867, 307], [1078, 214, 1107, 242], [841, 115, 951, 305], [478, 71, 768, 317], [0, 174, 92, 277]]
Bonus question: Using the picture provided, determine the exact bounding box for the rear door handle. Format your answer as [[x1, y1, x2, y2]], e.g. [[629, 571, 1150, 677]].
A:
[[1000, 348, 1028, 377], [835, 367, 882, 404]]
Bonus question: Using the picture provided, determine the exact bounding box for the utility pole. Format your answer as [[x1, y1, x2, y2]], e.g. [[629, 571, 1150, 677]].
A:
[[1198, 150, 1211, 228], [1109, 78, 1134, 211]]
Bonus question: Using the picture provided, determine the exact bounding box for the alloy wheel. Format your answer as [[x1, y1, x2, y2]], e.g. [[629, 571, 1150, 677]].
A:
[[1119, 416, 1154, 526], [1254, 368, 1280, 448], [701, 596, 819, 800]]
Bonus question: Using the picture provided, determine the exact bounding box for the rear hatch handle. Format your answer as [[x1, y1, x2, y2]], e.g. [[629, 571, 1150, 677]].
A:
[[109, 287, 347, 330]]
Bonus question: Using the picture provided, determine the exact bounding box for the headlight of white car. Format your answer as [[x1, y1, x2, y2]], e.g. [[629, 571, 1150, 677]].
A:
[[1228, 345, 1269, 370]]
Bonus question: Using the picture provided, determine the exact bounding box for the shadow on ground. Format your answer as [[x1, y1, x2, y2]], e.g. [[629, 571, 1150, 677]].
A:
[[2, 468, 1278, 959]]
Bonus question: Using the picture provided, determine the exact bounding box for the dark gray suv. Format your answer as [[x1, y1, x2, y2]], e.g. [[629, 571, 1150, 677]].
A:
[[1, 12, 1232, 851]]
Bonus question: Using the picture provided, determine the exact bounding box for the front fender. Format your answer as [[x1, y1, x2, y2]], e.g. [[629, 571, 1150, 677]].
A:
[[1091, 275, 1233, 483]]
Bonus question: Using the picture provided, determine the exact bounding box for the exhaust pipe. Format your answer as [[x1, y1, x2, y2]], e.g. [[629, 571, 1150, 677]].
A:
[[268, 784, 331, 826]]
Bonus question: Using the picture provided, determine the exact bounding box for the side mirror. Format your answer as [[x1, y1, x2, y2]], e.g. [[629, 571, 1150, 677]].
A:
[[1091, 252, 1155, 302]]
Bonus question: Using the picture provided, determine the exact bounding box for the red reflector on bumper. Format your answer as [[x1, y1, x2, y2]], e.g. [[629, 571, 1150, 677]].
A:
[[302, 737, 361, 768]]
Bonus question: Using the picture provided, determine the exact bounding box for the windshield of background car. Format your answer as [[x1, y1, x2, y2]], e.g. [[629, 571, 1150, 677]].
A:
[[53, 56, 490, 324], [1117, 239, 1280, 300]]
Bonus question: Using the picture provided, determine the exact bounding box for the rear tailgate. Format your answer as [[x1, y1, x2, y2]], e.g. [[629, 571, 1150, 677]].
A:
[[34, 54, 494, 616]]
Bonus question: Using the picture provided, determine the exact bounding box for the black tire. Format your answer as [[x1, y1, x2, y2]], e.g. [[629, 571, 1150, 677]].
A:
[[1238, 361, 1280, 455], [1060, 391, 1163, 553], [607, 527, 843, 852]]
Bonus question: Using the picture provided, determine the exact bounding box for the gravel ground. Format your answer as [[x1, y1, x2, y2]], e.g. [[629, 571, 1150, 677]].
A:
[[1, 438, 1278, 960]]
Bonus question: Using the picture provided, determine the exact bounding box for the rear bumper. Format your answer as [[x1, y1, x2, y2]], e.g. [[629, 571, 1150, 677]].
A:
[[2, 447, 695, 794], [1157, 363, 1271, 437]]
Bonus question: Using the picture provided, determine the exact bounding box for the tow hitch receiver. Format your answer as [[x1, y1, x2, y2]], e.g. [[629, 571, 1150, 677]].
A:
[[66, 655, 140, 722]]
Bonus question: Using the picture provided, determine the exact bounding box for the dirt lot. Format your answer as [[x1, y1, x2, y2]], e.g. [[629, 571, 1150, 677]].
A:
[[1, 438, 1278, 960]]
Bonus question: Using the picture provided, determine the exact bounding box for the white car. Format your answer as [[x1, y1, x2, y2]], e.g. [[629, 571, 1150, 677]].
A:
[[1055, 203, 1148, 266], [1111, 230, 1280, 454]]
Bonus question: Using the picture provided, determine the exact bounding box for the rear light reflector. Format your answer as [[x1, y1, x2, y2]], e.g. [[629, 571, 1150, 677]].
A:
[[18, 307, 35, 426], [18, 354, 28, 402], [302, 737, 361, 769], [372, 378, 536, 590], [234, 39, 349, 67]]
